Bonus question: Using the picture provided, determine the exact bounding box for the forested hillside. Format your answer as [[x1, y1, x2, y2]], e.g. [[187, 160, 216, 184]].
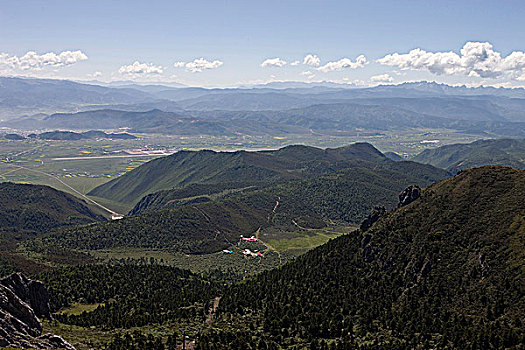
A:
[[213, 166, 525, 348], [0, 182, 105, 276], [0, 182, 105, 235], [413, 138, 525, 173], [37, 264, 219, 328], [89, 143, 448, 205], [30, 164, 443, 255], [130, 166, 436, 218]]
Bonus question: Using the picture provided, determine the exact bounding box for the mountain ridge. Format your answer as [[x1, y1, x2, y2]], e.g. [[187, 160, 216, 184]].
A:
[[413, 138, 525, 173], [88, 142, 449, 205]]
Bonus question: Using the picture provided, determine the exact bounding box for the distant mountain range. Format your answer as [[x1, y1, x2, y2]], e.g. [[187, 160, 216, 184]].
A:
[[0, 77, 154, 119], [7, 103, 525, 137], [3, 77, 525, 138]]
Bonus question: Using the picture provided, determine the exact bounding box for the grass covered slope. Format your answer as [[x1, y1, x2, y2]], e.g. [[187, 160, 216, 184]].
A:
[[413, 138, 525, 173], [89, 142, 448, 205], [33, 164, 443, 255], [216, 166, 525, 348]]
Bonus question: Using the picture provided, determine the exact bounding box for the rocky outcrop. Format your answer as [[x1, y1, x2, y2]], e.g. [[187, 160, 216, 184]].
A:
[[398, 185, 421, 208], [359, 206, 386, 232], [0, 273, 51, 320], [0, 273, 75, 349]]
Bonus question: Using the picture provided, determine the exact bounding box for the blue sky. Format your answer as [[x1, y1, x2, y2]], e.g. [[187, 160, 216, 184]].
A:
[[1, 0, 525, 87]]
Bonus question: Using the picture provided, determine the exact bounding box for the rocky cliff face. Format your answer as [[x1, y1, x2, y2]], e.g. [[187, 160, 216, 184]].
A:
[[0, 273, 74, 349]]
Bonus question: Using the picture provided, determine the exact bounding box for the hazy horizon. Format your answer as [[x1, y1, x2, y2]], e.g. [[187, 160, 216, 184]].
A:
[[1, 0, 524, 88]]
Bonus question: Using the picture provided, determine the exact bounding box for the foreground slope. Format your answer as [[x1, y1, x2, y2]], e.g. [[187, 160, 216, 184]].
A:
[[413, 138, 525, 173], [89, 143, 448, 205], [216, 166, 524, 348]]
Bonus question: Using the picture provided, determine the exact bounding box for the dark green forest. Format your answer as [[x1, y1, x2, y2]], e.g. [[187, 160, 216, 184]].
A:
[[38, 263, 220, 328], [213, 166, 524, 348], [27, 164, 445, 256], [15, 166, 522, 349]]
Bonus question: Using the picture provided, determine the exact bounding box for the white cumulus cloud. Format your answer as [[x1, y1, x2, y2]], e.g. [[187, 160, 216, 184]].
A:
[[290, 60, 300, 66], [261, 58, 287, 68], [173, 61, 185, 68], [377, 42, 525, 79], [301, 71, 315, 79], [0, 50, 88, 70], [370, 73, 394, 83], [118, 61, 163, 75], [317, 55, 368, 72], [185, 58, 223, 73], [303, 54, 321, 67]]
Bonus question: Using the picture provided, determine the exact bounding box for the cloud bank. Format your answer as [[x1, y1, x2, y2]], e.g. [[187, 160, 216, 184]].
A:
[[185, 58, 223, 73], [303, 54, 320, 67], [370, 74, 394, 83], [0, 50, 88, 70], [317, 55, 368, 72], [377, 42, 525, 79], [261, 58, 287, 67], [118, 61, 163, 75]]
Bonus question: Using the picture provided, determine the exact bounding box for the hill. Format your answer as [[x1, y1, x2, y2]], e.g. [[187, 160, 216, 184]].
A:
[[0, 182, 105, 235], [3, 133, 25, 140], [37, 130, 136, 140], [413, 138, 525, 173], [214, 166, 525, 348], [88, 143, 448, 205], [0, 182, 105, 275], [30, 162, 444, 256], [129, 166, 437, 217]]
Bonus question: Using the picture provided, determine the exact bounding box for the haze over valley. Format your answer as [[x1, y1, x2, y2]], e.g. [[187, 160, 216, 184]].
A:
[[0, 1, 524, 349]]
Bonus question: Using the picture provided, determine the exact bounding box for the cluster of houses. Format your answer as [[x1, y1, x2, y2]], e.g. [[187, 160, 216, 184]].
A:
[[243, 249, 263, 257], [221, 248, 264, 257], [220, 235, 264, 258]]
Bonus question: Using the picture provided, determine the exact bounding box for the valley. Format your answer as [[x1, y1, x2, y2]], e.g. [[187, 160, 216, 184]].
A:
[[0, 129, 479, 213], [0, 78, 523, 349], [2, 2, 525, 348]]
